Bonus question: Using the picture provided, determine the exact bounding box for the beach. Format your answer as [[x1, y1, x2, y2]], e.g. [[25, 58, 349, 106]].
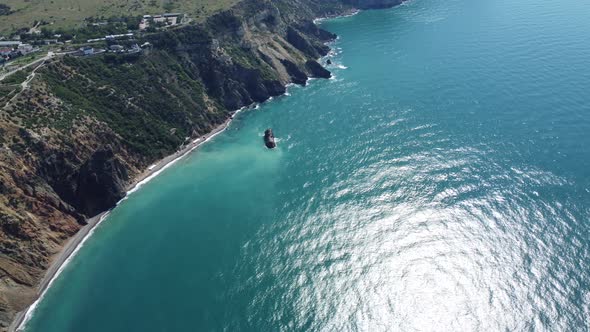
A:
[[9, 109, 241, 332], [14, 0, 590, 330]]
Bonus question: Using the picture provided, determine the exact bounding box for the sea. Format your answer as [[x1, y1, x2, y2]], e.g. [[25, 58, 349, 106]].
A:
[[23, 0, 590, 330]]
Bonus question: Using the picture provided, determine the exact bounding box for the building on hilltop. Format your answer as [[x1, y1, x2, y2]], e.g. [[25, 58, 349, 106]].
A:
[[0, 42, 36, 61], [88, 33, 134, 43], [128, 43, 141, 53], [17, 44, 36, 55], [0, 47, 12, 56], [105, 33, 134, 40], [0, 41, 22, 47], [139, 13, 184, 30], [109, 44, 124, 52], [79, 46, 95, 56]]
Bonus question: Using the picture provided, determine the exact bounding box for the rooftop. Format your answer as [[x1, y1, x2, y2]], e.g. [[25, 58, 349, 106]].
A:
[[0, 41, 22, 46]]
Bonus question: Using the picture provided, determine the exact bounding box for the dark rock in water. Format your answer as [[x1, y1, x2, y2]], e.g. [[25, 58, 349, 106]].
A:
[[306, 60, 331, 79], [326, 59, 332, 65], [264, 129, 276, 149]]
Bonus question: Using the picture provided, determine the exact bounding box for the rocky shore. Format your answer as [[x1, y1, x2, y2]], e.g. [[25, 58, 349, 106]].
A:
[[8, 111, 239, 331], [264, 128, 277, 148], [0, 0, 403, 330]]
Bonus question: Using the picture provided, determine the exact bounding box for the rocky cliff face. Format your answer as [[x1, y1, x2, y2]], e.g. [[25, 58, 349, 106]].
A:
[[75, 148, 128, 217], [0, 0, 403, 329]]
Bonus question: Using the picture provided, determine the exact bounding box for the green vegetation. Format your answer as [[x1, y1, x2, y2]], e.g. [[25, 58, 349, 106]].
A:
[[4, 51, 46, 67], [16, 16, 141, 43], [36, 52, 227, 159], [0, 84, 17, 103], [69, 19, 139, 42], [1, 66, 33, 85], [0, 4, 11, 16], [0, 0, 241, 35], [224, 45, 278, 81]]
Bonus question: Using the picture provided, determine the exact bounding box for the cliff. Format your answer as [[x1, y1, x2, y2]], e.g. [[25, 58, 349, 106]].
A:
[[0, 0, 402, 329]]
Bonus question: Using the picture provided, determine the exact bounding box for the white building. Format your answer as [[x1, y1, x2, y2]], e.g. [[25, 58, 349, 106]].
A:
[[0, 41, 22, 47], [139, 13, 183, 30], [17, 44, 35, 55]]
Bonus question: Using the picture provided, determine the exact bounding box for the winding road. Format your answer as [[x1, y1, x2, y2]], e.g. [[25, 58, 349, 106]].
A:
[[0, 52, 54, 82]]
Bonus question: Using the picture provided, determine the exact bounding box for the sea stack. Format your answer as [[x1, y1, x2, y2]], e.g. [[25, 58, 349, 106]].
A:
[[327, 59, 332, 65], [264, 129, 276, 149]]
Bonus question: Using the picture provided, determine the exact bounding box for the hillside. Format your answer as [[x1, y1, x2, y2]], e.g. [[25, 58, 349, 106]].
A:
[[0, 0, 240, 34], [0, 0, 402, 330]]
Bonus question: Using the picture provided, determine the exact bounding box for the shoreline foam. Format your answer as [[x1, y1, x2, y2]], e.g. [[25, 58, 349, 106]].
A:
[[10, 106, 249, 332], [9, 11, 349, 331], [11, 212, 111, 332]]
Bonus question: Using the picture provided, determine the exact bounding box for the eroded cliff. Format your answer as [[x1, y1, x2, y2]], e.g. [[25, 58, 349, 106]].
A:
[[0, 0, 402, 329]]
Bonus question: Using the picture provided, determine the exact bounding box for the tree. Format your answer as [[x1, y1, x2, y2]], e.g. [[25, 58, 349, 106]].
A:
[[41, 27, 53, 39], [0, 4, 11, 16]]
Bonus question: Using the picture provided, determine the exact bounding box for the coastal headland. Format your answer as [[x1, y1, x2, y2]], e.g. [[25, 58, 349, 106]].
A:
[[0, 0, 402, 330]]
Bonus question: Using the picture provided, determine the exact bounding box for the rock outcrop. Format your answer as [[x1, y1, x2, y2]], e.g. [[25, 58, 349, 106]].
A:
[[75, 148, 128, 217], [281, 59, 309, 85], [306, 60, 332, 79], [0, 0, 406, 329], [264, 129, 277, 149]]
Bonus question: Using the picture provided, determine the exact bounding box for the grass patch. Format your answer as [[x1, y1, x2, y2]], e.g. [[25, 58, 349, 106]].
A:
[[39, 52, 227, 159], [1, 67, 33, 85], [0, 85, 17, 105], [0, 0, 241, 35]]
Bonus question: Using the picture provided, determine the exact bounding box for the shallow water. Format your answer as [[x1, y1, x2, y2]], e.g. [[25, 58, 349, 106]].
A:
[[24, 0, 590, 330]]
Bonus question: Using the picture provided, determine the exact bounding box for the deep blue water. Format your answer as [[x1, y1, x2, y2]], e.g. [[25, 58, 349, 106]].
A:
[[24, 0, 590, 330]]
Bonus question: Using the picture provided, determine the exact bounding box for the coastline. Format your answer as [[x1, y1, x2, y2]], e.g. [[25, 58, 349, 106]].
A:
[[9, 107, 245, 332], [2, 2, 409, 330], [8, 212, 110, 332], [124, 108, 243, 196], [8, 10, 355, 327], [313, 8, 360, 24], [8, 7, 371, 329]]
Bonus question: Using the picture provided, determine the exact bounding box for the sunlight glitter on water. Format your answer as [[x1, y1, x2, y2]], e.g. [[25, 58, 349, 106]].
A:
[[22, 0, 590, 330]]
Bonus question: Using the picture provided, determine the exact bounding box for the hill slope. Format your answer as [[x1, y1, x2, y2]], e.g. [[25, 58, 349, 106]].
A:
[[0, 0, 402, 330], [0, 0, 240, 34]]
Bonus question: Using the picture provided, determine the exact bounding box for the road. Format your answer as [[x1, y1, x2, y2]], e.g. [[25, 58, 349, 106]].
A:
[[0, 51, 55, 82]]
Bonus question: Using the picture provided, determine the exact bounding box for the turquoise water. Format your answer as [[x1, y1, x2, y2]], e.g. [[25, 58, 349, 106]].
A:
[[24, 0, 590, 330]]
